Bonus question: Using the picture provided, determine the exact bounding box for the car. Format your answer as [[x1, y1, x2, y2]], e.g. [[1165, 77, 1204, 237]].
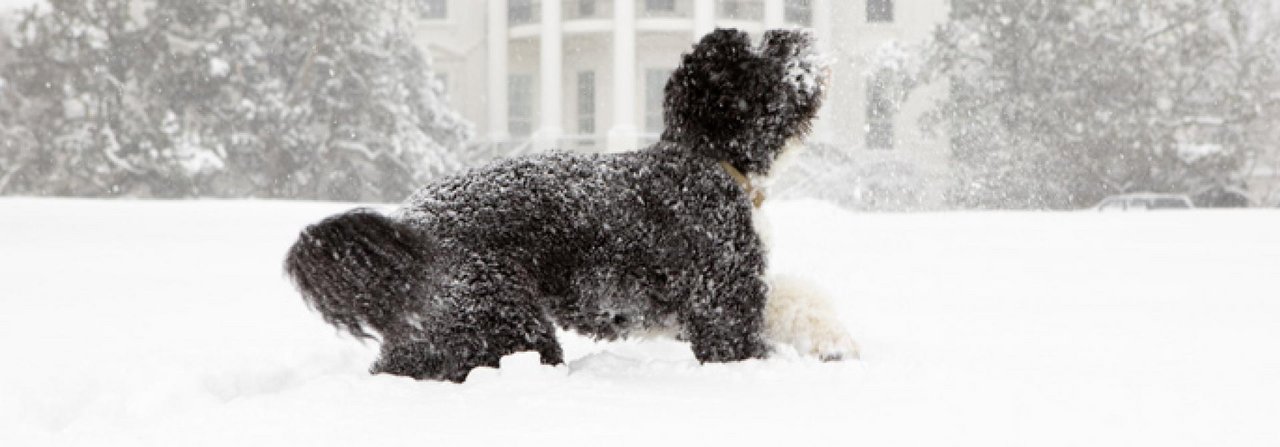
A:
[[1092, 193, 1195, 211]]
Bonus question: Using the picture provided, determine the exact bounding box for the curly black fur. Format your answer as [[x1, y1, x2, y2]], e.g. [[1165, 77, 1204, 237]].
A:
[[284, 29, 827, 382], [664, 29, 826, 175]]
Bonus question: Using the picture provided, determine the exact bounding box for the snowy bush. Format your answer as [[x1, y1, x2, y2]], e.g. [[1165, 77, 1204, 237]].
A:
[[774, 142, 938, 212]]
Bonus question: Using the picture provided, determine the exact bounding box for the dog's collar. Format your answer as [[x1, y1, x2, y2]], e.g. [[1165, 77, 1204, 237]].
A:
[[718, 161, 764, 208]]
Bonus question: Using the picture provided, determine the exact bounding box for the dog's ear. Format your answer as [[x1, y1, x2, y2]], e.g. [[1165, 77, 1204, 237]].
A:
[[760, 28, 811, 60], [662, 29, 759, 146], [760, 28, 826, 129]]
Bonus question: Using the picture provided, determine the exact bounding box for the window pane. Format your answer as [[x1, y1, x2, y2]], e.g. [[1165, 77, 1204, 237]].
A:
[[866, 72, 895, 150], [950, 0, 978, 19], [510, 0, 535, 24], [434, 72, 449, 97], [646, 0, 676, 12], [867, 0, 893, 23], [421, 0, 447, 19], [645, 68, 673, 133], [1153, 198, 1190, 208], [719, 0, 763, 21], [785, 0, 812, 26], [577, 71, 595, 134], [509, 74, 533, 137]]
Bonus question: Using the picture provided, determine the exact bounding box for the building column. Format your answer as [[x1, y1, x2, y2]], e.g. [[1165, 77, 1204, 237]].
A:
[[764, 0, 784, 29], [693, 0, 715, 41], [534, 0, 563, 151], [812, 0, 833, 54], [607, 0, 638, 152], [486, 0, 509, 144], [811, 0, 835, 145]]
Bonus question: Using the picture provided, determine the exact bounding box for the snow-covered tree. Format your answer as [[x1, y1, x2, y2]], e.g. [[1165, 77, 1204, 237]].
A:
[[1, 0, 176, 196], [0, 0, 471, 200], [926, 0, 1280, 209], [0, 13, 28, 193]]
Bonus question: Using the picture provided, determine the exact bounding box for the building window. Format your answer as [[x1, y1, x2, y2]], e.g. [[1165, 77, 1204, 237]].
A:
[[950, 0, 978, 19], [581, 0, 599, 16], [646, 0, 675, 12], [867, 0, 893, 23], [420, 0, 447, 19], [509, 74, 533, 137], [866, 72, 895, 150], [573, 0, 608, 19], [645, 68, 673, 134], [785, 0, 812, 26], [510, 0, 535, 24], [434, 72, 449, 97], [577, 71, 595, 135], [718, 0, 762, 20]]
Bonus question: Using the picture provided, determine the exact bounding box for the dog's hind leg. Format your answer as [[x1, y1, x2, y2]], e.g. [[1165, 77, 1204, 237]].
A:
[[371, 312, 562, 383], [370, 340, 454, 381], [370, 306, 563, 382], [371, 256, 563, 382]]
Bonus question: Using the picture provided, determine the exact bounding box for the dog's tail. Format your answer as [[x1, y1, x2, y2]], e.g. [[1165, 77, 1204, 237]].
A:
[[283, 208, 433, 341]]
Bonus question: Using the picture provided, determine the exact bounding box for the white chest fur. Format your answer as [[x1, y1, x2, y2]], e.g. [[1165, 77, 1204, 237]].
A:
[[753, 137, 860, 361]]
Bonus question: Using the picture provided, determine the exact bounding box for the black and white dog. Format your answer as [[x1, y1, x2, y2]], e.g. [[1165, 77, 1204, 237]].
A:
[[285, 29, 856, 382]]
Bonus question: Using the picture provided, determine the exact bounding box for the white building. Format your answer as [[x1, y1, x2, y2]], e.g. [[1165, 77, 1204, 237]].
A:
[[415, 0, 953, 206]]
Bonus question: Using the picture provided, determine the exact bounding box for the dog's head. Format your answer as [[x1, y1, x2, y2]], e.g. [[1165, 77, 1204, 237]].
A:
[[662, 28, 827, 175]]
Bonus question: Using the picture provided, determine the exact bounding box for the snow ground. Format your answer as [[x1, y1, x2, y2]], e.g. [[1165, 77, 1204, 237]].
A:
[[2, 198, 1278, 446]]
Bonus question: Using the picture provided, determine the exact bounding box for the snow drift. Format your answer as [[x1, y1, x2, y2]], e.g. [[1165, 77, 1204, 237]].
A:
[[1, 198, 1278, 446]]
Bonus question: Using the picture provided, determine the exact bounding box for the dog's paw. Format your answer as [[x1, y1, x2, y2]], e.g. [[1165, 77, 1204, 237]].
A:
[[804, 325, 860, 362], [771, 308, 859, 361], [764, 275, 861, 362]]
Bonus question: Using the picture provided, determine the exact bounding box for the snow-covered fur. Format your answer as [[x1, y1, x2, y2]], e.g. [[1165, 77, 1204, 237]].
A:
[[284, 29, 833, 382]]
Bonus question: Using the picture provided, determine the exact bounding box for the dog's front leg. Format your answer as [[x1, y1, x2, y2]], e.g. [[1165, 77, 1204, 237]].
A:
[[764, 275, 860, 361], [681, 264, 771, 363]]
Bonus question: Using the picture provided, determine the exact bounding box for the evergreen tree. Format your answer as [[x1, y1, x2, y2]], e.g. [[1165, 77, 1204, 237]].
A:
[[2, 0, 175, 196], [0, 0, 471, 200]]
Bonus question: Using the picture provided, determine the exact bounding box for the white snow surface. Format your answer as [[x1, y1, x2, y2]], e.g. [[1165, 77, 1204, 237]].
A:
[[2, 198, 1278, 446]]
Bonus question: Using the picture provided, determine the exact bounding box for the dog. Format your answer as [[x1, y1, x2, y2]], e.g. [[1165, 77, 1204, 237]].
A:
[[284, 29, 857, 382]]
